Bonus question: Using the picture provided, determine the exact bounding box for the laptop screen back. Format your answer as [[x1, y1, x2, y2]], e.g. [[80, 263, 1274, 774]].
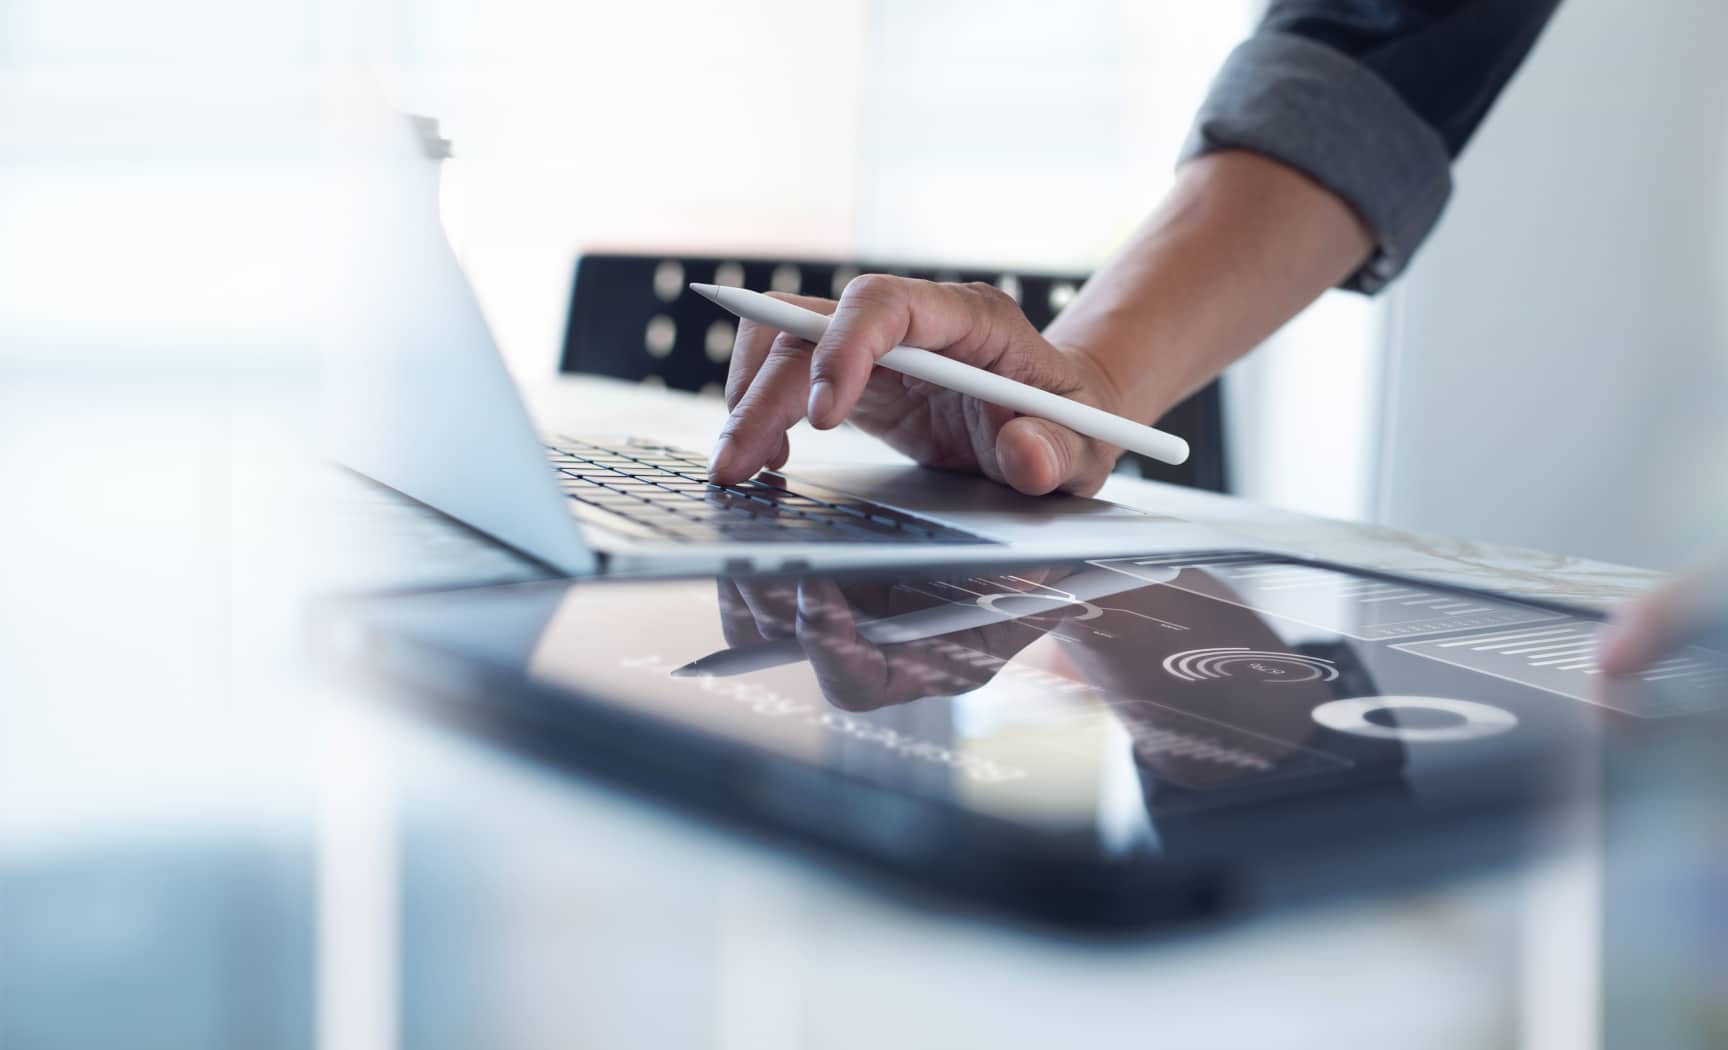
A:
[[322, 108, 594, 575]]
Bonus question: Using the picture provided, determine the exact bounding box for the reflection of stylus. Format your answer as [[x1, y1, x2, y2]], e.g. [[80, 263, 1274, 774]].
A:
[[672, 565, 1177, 678]]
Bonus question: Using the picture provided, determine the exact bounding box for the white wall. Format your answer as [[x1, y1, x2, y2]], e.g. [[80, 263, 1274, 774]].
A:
[[850, 0, 1250, 270], [412, 0, 875, 378], [1374, 0, 1728, 570]]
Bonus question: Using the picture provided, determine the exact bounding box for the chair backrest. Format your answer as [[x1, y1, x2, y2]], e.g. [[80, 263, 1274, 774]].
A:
[[560, 253, 1227, 493]]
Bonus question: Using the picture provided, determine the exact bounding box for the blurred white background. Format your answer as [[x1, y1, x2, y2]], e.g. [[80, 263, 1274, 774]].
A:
[[1, 0, 1722, 551]]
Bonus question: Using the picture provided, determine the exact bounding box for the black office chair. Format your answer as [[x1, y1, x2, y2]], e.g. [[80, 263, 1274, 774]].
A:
[[559, 253, 1227, 493]]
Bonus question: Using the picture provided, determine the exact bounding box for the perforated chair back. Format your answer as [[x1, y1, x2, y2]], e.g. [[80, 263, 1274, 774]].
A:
[[559, 253, 1227, 493]]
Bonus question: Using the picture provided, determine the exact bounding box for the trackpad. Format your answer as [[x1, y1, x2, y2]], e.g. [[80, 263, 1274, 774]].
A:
[[787, 464, 1182, 539]]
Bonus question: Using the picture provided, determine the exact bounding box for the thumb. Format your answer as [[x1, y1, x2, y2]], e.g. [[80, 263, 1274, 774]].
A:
[[995, 415, 1095, 496]]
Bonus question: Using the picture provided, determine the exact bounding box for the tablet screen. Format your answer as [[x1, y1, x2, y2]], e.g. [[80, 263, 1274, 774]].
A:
[[356, 554, 1728, 855]]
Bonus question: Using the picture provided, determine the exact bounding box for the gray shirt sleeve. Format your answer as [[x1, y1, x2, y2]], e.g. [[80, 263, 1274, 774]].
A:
[[1181, 1, 1562, 294], [1180, 32, 1453, 294]]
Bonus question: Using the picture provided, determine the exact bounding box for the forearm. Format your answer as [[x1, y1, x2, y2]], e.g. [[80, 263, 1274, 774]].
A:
[[1058, 0, 1567, 419], [1044, 149, 1373, 423]]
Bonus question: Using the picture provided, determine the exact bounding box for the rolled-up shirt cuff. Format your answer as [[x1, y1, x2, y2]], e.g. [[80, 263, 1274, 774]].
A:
[[1179, 31, 1454, 294]]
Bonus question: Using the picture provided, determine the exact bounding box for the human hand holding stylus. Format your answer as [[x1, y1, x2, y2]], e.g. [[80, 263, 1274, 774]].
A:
[[698, 275, 1169, 497]]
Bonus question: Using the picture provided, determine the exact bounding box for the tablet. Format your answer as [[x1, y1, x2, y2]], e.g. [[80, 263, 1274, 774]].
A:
[[332, 552, 1728, 928]]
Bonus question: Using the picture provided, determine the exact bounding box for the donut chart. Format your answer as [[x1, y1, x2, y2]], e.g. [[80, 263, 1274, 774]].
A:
[[976, 590, 1103, 621], [1312, 696, 1518, 742]]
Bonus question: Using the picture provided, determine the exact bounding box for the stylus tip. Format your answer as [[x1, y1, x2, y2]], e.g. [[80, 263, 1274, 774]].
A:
[[688, 282, 721, 302]]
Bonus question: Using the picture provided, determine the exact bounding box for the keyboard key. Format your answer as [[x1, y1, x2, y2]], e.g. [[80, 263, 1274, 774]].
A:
[[574, 493, 647, 506], [542, 435, 991, 546], [571, 496, 646, 511], [629, 454, 693, 466], [599, 477, 664, 488]]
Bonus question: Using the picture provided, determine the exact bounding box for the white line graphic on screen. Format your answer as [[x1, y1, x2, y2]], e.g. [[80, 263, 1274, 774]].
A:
[[1087, 556, 1564, 641], [1394, 622, 1728, 717], [1164, 647, 1340, 684]]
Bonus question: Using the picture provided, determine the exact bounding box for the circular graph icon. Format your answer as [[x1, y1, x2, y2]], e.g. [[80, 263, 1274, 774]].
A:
[[1311, 696, 1519, 743], [1163, 647, 1339, 684], [976, 591, 1103, 622]]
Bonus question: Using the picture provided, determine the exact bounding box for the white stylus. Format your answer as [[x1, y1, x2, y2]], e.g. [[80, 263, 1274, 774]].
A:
[[688, 283, 1191, 466]]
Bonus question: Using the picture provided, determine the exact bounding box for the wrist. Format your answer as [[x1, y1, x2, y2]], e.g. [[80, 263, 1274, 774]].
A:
[[1048, 329, 1183, 427], [1039, 151, 1375, 430]]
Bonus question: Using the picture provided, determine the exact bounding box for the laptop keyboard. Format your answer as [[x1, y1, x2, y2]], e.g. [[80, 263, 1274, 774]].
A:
[[544, 437, 989, 546]]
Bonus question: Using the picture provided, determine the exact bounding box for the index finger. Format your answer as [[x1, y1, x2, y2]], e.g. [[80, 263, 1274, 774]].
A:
[[723, 292, 837, 411], [805, 276, 1009, 429]]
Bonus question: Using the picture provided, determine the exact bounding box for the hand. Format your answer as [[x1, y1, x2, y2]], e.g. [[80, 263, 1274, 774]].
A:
[[707, 275, 1131, 496], [1597, 559, 1728, 675]]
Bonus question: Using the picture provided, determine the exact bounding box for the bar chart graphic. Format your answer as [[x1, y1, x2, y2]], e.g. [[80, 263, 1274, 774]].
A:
[[1093, 557, 1566, 642], [1392, 623, 1728, 716]]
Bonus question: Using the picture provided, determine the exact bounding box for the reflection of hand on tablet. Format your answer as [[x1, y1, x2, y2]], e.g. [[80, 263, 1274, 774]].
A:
[[697, 566, 1151, 680], [1059, 570, 1343, 788], [711, 573, 1092, 711]]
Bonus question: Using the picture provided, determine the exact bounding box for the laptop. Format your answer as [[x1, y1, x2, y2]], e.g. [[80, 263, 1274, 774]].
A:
[[325, 111, 1234, 577]]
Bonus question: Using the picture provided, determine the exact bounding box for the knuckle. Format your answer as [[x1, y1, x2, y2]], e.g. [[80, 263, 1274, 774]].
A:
[[723, 370, 752, 409], [767, 332, 810, 359], [716, 417, 748, 444], [843, 272, 903, 304], [733, 317, 772, 352], [971, 281, 1021, 316], [808, 339, 871, 381], [808, 358, 847, 387], [729, 383, 774, 417]]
